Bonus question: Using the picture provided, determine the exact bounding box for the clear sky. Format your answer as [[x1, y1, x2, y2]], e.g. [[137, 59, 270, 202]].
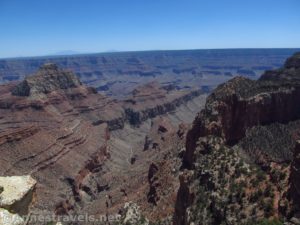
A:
[[0, 0, 299, 58]]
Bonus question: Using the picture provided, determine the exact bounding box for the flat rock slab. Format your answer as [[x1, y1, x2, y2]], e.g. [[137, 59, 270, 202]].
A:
[[0, 176, 36, 208], [0, 208, 24, 225]]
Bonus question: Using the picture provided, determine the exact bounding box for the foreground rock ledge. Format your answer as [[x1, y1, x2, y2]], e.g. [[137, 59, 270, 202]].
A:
[[0, 175, 36, 216], [0, 208, 24, 225]]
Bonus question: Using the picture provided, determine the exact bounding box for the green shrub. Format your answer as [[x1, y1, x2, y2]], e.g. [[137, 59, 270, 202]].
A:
[[256, 170, 266, 182], [261, 199, 274, 217], [250, 189, 263, 203], [264, 185, 273, 197]]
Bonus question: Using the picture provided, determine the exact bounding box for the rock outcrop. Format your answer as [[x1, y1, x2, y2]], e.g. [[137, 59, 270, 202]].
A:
[[147, 163, 159, 205], [175, 52, 300, 225], [0, 175, 36, 225], [184, 53, 300, 169], [0, 176, 36, 215], [12, 63, 82, 97], [0, 208, 24, 225]]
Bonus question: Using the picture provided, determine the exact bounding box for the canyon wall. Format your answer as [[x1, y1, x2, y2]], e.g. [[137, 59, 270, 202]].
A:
[[0, 63, 206, 223], [175, 52, 300, 225], [1, 49, 298, 97]]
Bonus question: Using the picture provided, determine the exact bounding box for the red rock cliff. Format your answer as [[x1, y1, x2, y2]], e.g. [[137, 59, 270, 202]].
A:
[[175, 52, 300, 225]]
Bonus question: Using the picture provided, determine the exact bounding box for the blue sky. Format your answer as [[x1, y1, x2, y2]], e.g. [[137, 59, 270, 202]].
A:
[[0, 0, 299, 58]]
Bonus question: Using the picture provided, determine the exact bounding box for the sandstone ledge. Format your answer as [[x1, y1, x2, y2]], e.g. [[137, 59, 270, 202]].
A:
[[0, 175, 36, 219]]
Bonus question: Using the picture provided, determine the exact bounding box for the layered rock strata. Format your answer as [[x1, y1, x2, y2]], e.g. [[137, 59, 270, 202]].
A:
[[175, 52, 300, 225]]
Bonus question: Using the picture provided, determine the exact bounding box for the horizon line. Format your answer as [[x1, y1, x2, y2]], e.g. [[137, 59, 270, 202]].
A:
[[1, 47, 300, 60]]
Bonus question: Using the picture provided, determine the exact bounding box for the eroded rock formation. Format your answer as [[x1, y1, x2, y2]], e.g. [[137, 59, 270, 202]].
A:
[[175, 52, 300, 225], [0, 63, 206, 224], [11, 63, 82, 97], [123, 81, 203, 126]]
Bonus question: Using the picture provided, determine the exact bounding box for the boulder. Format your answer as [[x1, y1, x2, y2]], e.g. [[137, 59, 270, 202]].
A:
[[0, 175, 36, 215], [0, 208, 24, 225]]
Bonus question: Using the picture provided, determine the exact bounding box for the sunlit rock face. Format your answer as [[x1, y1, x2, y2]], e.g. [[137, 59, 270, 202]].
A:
[[0, 175, 36, 214], [0, 175, 36, 225], [0, 208, 24, 225]]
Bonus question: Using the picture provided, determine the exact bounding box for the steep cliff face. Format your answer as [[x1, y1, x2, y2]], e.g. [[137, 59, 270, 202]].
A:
[[184, 53, 300, 169], [123, 82, 203, 126], [176, 52, 300, 225]]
